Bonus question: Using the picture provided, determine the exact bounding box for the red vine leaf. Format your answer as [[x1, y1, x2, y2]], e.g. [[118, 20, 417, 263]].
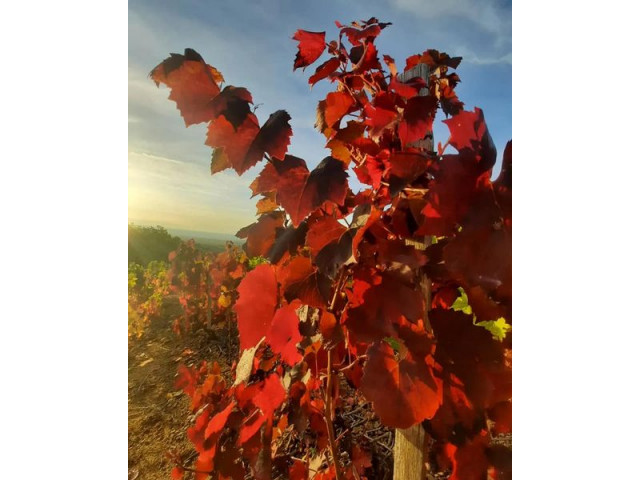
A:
[[236, 212, 285, 258], [319, 310, 342, 347], [204, 401, 235, 440], [405, 48, 462, 71], [444, 108, 488, 152], [350, 42, 382, 72], [289, 459, 309, 480], [238, 374, 286, 444], [267, 304, 303, 366], [314, 228, 356, 279], [249, 110, 294, 162], [255, 192, 278, 214], [324, 91, 355, 128], [389, 75, 424, 99], [150, 48, 224, 126], [267, 221, 309, 264], [284, 270, 331, 309], [340, 21, 389, 45], [344, 270, 425, 343], [360, 341, 442, 428], [383, 54, 397, 76], [488, 400, 512, 434], [276, 255, 315, 292], [210, 148, 231, 174], [445, 222, 511, 314], [252, 155, 349, 226], [208, 85, 253, 128], [251, 155, 308, 220], [175, 364, 199, 397], [293, 30, 326, 70], [363, 94, 398, 138], [443, 432, 490, 480], [297, 156, 349, 221], [234, 264, 278, 350], [418, 155, 488, 236], [398, 95, 438, 147], [351, 445, 372, 475], [206, 110, 292, 175], [237, 410, 264, 445], [170, 466, 184, 480], [206, 114, 260, 173], [387, 151, 432, 185], [309, 57, 341, 86], [187, 405, 214, 454], [306, 216, 347, 258], [432, 286, 459, 310], [194, 454, 214, 480]]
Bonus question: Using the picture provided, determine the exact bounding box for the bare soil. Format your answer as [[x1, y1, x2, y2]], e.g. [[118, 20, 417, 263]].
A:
[[128, 297, 233, 480], [128, 298, 509, 480]]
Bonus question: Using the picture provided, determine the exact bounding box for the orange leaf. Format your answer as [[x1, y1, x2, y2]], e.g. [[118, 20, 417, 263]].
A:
[[293, 30, 326, 70], [150, 48, 223, 126], [360, 341, 442, 428], [234, 264, 278, 350], [324, 91, 354, 127]]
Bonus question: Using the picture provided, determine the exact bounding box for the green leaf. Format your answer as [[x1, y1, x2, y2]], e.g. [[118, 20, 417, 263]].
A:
[[475, 317, 511, 342], [451, 288, 472, 315], [383, 336, 403, 353], [248, 256, 269, 270]]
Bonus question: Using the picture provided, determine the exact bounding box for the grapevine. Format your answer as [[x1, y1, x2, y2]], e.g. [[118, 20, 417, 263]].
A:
[[149, 17, 511, 480], [128, 260, 171, 338]]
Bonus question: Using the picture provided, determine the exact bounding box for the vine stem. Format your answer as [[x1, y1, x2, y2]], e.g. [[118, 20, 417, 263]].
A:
[[322, 267, 349, 480], [338, 355, 366, 372], [324, 347, 344, 480], [360, 72, 380, 94], [329, 268, 348, 312], [174, 462, 212, 475]]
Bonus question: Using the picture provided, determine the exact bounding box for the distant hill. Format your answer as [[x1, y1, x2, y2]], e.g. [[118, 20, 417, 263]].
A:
[[129, 224, 243, 264], [166, 228, 241, 254], [166, 228, 238, 243], [128, 224, 181, 265]]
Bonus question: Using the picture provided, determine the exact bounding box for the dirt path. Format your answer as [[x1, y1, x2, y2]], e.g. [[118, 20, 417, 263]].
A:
[[128, 299, 509, 479], [128, 298, 232, 480]]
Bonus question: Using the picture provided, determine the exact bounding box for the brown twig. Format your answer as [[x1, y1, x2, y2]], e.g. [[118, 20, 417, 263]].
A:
[[360, 73, 380, 95], [338, 355, 366, 372], [324, 348, 345, 480], [329, 268, 348, 312], [174, 462, 212, 475], [364, 433, 393, 454]]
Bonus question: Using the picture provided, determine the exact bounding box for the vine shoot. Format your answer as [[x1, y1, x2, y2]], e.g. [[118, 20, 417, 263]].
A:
[[132, 17, 512, 480]]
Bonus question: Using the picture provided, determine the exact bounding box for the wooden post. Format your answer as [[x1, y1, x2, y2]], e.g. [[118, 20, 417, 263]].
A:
[[397, 64, 434, 153], [394, 237, 432, 480], [393, 65, 433, 480], [393, 426, 428, 480], [205, 261, 212, 329]]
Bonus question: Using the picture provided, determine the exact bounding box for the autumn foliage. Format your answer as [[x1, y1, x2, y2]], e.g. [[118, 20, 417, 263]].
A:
[[151, 17, 511, 480], [167, 240, 247, 336]]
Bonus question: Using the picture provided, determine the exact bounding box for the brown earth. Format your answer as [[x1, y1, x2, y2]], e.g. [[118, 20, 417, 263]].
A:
[[128, 297, 234, 480], [128, 298, 510, 480]]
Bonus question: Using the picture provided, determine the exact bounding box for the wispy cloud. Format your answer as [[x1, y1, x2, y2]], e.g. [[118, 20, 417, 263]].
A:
[[388, 0, 511, 47], [128, 0, 511, 233], [128, 151, 257, 233], [454, 47, 512, 65]]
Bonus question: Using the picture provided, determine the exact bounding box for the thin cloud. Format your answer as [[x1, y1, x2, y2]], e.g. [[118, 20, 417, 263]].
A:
[[128, 151, 257, 233], [389, 0, 511, 46], [128, 0, 511, 233], [455, 47, 512, 65]]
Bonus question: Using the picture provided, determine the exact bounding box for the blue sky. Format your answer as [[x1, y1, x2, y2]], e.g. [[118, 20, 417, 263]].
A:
[[128, 0, 512, 234]]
